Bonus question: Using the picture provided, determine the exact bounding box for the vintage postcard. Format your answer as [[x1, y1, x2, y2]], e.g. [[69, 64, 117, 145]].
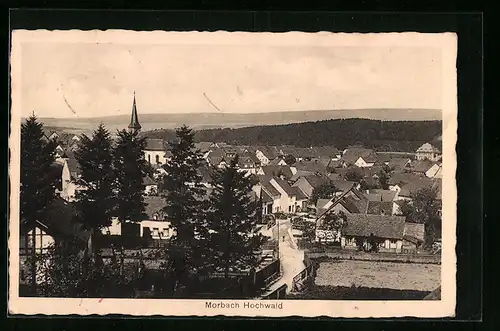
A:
[[9, 29, 457, 317]]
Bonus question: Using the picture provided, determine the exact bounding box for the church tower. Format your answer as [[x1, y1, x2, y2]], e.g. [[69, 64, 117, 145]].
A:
[[128, 92, 142, 133]]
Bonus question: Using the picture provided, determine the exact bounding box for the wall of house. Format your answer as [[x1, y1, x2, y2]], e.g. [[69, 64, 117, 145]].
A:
[[144, 150, 167, 165], [341, 235, 402, 253], [416, 152, 440, 162], [255, 151, 269, 165], [270, 178, 297, 213], [21, 227, 55, 255], [102, 219, 175, 240]]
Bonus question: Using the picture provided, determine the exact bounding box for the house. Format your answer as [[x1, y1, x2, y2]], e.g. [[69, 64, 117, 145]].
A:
[[396, 177, 442, 201], [59, 151, 85, 202], [339, 213, 421, 253], [408, 159, 436, 175], [236, 155, 259, 174], [366, 201, 395, 215], [342, 147, 378, 167], [256, 177, 282, 214], [143, 175, 158, 195], [314, 186, 370, 217], [388, 157, 412, 172], [291, 160, 328, 174], [268, 157, 288, 166], [254, 146, 281, 165], [416, 143, 441, 161], [365, 189, 399, 202], [257, 165, 294, 180], [19, 198, 91, 285], [312, 146, 342, 160], [194, 141, 216, 154], [102, 196, 175, 240], [292, 174, 333, 198], [426, 163, 442, 179], [269, 177, 300, 213], [144, 139, 168, 166], [402, 222, 426, 253]]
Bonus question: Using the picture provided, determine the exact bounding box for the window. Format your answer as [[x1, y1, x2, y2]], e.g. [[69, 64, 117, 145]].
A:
[[155, 155, 160, 164], [148, 154, 151, 164]]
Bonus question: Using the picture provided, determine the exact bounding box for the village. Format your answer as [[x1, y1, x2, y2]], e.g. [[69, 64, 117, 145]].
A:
[[19, 95, 443, 300]]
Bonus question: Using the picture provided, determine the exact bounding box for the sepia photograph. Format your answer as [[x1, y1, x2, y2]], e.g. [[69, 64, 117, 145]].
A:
[[9, 29, 457, 317]]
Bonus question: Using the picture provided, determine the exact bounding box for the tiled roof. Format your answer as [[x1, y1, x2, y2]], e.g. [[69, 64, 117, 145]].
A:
[[303, 174, 332, 188], [403, 222, 425, 242], [271, 177, 297, 196], [259, 178, 281, 197], [293, 160, 327, 174], [194, 142, 214, 152], [259, 165, 293, 179], [35, 198, 90, 243], [292, 186, 308, 200], [388, 172, 425, 186], [290, 170, 316, 182], [257, 146, 281, 159], [316, 198, 332, 210], [388, 158, 412, 171], [261, 189, 274, 203], [344, 214, 407, 239], [342, 147, 377, 164], [409, 160, 436, 173], [366, 201, 394, 215], [330, 180, 356, 193], [369, 189, 398, 202], [145, 139, 165, 151]]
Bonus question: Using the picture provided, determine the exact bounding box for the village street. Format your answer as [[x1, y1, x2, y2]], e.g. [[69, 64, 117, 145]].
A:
[[263, 219, 305, 294]]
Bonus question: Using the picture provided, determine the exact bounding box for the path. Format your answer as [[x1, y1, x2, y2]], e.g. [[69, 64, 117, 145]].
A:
[[262, 219, 305, 294]]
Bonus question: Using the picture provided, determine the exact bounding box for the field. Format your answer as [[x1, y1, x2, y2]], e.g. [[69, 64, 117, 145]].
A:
[[315, 259, 441, 292]]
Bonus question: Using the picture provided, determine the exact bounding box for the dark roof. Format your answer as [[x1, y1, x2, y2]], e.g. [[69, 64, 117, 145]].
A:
[[409, 160, 436, 173], [261, 189, 274, 203], [313, 146, 340, 158], [128, 94, 141, 131], [368, 189, 398, 202], [194, 142, 214, 152], [388, 172, 425, 186], [303, 174, 332, 188], [398, 177, 440, 198], [144, 196, 166, 219], [260, 178, 281, 198], [403, 222, 425, 242], [366, 201, 394, 215], [64, 151, 81, 178], [32, 198, 90, 243], [344, 214, 407, 239], [256, 146, 281, 159], [260, 165, 293, 179], [272, 177, 297, 196], [292, 187, 308, 200], [342, 148, 377, 164], [343, 195, 369, 214], [330, 180, 355, 193], [388, 158, 412, 171], [145, 139, 165, 151], [290, 170, 316, 182], [293, 160, 327, 173]]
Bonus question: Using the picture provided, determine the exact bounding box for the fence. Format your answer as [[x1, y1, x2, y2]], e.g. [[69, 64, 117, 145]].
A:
[[291, 254, 317, 292], [255, 259, 281, 289], [261, 284, 287, 299]]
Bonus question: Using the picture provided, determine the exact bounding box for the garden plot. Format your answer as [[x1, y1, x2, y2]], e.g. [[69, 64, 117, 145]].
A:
[[315, 259, 440, 292]]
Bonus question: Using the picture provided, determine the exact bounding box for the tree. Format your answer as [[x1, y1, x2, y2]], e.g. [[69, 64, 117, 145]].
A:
[[159, 125, 205, 285], [345, 168, 364, 183], [205, 156, 266, 278], [310, 182, 338, 205], [377, 170, 389, 190], [74, 124, 115, 231], [399, 186, 441, 247], [284, 154, 296, 165], [113, 129, 148, 223], [20, 114, 57, 294]]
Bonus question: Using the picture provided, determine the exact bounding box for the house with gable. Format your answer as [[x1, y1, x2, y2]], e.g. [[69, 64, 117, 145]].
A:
[[416, 143, 441, 161], [268, 177, 308, 213], [426, 163, 442, 179], [254, 146, 281, 165], [292, 174, 333, 198], [341, 147, 379, 168], [257, 165, 294, 181]]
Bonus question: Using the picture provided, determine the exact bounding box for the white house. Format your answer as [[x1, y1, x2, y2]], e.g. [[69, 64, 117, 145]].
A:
[[144, 139, 169, 166], [354, 156, 377, 168], [416, 143, 441, 161]]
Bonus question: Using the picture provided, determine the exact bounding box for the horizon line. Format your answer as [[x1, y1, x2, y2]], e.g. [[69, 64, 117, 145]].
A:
[[30, 107, 442, 120]]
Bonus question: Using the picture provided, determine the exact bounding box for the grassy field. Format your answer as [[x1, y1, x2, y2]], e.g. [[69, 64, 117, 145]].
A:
[[314, 259, 441, 292]]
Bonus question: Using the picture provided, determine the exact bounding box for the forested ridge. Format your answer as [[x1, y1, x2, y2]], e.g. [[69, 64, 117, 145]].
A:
[[142, 118, 442, 152]]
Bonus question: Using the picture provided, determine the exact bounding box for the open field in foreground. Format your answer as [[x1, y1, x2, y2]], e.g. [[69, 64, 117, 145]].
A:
[[314, 259, 441, 292]]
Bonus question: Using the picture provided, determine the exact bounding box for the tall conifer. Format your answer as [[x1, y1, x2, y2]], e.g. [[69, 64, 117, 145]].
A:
[[20, 114, 57, 294], [159, 125, 205, 279], [113, 129, 147, 223], [205, 156, 265, 279], [74, 124, 115, 230]]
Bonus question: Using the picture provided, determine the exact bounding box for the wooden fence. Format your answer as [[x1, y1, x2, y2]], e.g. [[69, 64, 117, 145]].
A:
[[261, 284, 287, 300], [291, 254, 317, 292], [305, 250, 441, 264]]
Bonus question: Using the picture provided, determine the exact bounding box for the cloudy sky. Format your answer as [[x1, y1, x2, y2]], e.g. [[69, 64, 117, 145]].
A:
[[17, 31, 443, 119]]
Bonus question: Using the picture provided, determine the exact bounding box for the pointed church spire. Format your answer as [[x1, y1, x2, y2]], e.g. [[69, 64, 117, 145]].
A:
[[128, 91, 141, 133]]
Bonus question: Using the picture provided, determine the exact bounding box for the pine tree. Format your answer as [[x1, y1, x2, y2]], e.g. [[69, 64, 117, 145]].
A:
[[20, 114, 57, 294], [74, 124, 115, 230], [205, 156, 265, 279], [159, 125, 205, 279], [113, 129, 147, 223]]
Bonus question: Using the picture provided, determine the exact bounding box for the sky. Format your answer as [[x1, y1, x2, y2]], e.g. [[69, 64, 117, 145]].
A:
[[17, 32, 443, 119]]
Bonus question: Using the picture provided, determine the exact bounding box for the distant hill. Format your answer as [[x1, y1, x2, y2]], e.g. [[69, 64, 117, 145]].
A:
[[144, 118, 442, 152], [36, 108, 441, 133]]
